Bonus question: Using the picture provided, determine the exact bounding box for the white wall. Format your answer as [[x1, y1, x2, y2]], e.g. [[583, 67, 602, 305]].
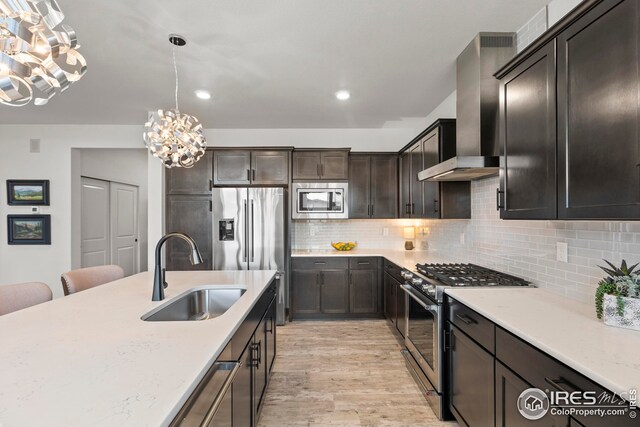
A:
[[548, 0, 582, 26], [204, 128, 415, 152]]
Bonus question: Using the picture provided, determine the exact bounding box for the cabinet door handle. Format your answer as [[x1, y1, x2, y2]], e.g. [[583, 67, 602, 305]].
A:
[[358, 261, 370, 265], [434, 199, 439, 213], [209, 179, 213, 191], [252, 169, 256, 181], [247, 169, 251, 181], [314, 261, 326, 265], [545, 377, 581, 394], [317, 164, 321, 177], [411, 203, 415, 215], [496, 188, 504, 211], [371, 204, 374, 217], [209, 200, 212, 212], [321, 164, 324, 176], [455, 313, 477, 325], [350, 273, 353, 284]]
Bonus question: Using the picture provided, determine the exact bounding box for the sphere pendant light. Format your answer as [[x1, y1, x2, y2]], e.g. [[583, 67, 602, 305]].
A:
[[0, 0, 87, 106], [143, 34, 206, 169]]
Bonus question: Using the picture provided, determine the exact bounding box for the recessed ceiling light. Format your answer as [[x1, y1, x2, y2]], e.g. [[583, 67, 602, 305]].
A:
[[335, 90, 350, 100], [195, 90, 211, 100]]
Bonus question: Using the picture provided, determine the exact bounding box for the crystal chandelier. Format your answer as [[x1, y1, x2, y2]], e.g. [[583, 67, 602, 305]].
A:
[[0, 0, 87, 106], [143, 34, 206, 169]]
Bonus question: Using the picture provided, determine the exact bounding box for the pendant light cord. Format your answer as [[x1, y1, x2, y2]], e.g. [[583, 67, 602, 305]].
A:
[[172, 45, 179, 111]]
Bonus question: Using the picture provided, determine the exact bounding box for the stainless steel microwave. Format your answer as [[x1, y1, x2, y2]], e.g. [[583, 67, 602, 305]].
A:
[[292, 183, 349, 219]]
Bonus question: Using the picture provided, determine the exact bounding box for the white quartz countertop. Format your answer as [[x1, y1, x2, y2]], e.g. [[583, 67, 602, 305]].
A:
[[445, 287, 640, 396], [0, 270, 276, 427], [291, 248, 453, 271]]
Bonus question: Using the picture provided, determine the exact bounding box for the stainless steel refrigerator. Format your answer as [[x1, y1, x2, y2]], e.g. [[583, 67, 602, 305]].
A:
[[212, 187, 287, 325]]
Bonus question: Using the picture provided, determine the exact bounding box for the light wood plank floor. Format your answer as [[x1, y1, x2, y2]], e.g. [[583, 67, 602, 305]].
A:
[[258, 320, 459, 427]]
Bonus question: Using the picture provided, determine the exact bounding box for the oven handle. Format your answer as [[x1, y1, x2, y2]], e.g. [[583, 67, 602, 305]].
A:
[[400, 285, 438, 312]]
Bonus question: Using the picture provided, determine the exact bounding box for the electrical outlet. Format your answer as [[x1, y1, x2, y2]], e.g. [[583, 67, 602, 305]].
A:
[[460, 233, 465, 245], [309, 227, 316, 237], [382, 228, 389, 236], [556, 242, 568, 263]]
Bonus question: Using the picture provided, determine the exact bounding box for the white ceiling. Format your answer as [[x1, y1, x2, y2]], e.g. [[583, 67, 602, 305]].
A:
[[0, 0, 548, 128]]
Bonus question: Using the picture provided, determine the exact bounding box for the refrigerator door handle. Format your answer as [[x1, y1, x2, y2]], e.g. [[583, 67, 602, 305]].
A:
[[243, 200, 248, 262], [250, 200, 255, 262]]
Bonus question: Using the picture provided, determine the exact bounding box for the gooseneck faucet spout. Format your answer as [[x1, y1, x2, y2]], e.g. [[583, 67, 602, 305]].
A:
[[153, 232, 203, 301]]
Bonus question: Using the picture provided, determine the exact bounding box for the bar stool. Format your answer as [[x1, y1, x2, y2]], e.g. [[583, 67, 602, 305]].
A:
[[0, 282, 53, 316], [60, 265, 125, 296]]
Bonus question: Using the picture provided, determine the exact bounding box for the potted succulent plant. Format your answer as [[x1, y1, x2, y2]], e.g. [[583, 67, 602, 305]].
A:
[[595, 260, 640, 331]]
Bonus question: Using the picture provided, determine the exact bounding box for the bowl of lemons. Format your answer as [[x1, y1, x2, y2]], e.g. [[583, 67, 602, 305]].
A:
[[331, 241, 357, 251]]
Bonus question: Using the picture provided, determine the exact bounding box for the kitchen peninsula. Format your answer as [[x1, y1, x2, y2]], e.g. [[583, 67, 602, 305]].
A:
[[0, 270, 277, 427]]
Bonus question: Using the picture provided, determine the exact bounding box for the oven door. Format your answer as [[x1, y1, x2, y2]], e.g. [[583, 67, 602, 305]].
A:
[[292, 183, 349, 219], [401, 284, 442, 392]]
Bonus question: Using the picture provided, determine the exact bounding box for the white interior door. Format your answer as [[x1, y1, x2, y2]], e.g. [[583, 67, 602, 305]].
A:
[[110, 182, 139, 276], [81, 177, 110, 268]]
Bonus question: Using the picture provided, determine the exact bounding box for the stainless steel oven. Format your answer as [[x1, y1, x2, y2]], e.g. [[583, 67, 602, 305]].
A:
[[400, 283, 444, 419], [292, 183, 348, 219]]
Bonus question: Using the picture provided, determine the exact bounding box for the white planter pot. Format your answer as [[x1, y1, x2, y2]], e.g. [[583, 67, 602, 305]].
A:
[[603, 294, 640, 332]]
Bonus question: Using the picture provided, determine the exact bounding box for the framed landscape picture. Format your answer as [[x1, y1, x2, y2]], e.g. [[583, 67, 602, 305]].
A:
[[7, 180, 50, 206], [7, 215, 51, 245]]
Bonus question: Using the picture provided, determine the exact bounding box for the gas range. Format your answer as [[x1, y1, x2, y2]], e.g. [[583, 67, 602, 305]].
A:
[[401, 263, 532, 303]]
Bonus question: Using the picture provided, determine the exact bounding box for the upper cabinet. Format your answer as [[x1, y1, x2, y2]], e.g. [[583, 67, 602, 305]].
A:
[[213, 150, 290, 186], [496, 0, 640, 220], [166, 150, 213, 195], [292, 150, 349, 181], [400, 120, 470, 219], [557, 0, 640, 219], [498, 41, 556, 220], [349, 154, 398, 219]]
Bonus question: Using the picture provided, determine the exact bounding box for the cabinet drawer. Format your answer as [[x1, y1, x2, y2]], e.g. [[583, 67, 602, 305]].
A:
[[383, 259, 404, 283], [349, 257, 380, 270], [448, 298, 495, 353], [292, 257, 349, 270], [496, 327, 636, 427]]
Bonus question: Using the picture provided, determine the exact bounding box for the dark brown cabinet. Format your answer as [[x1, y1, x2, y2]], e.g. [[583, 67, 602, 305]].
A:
[[383, 272, 397, 323], [166, 151, 213, 195], [496, 361, 568, 427], [291, 270, 321, 315], [496, 0, 640, 220], [165, 196, 212, 270], [291, 257, 381, 319], [400, 120, 469, 219], [449, 323, 495, 427], [172, 281, 276, 427], [557, 0, 640, 219], [292, 150, 349, 181], [349, 154, 398, 219], [446, 296, 638, 427], [395, 280, 406, 337], [400, 153, 411, 218], [499, 40, 556, 220], [320, 269, 349, 314], [350, 269, 378, 314], [213, 150, 289, 186]]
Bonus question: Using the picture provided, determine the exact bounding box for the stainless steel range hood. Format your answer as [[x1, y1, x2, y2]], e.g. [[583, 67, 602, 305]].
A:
[[418, 32, 515, 182]]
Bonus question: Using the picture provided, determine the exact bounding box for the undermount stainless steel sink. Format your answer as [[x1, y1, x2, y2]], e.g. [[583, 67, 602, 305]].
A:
[[142, 287, 246, 322]]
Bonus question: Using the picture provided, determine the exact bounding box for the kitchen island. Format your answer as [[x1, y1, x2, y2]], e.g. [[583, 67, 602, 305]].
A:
[[0, 270, 276, 427]]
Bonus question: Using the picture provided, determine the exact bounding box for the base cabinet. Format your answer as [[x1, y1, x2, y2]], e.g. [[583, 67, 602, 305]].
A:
[[171, 281, 277, 427], [291, 257, 381, 319], [496, 361, 568, 427], [449, 323, 495, 427], [447, 297, 638, 427]]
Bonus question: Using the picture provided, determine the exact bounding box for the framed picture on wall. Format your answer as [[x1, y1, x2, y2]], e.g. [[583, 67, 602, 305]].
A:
[[6, 180, 50, 206], [7, 215, 51, 245]]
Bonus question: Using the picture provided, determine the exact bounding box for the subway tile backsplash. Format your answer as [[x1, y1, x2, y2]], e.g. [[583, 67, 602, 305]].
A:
[[293, 176, 640, 305]]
